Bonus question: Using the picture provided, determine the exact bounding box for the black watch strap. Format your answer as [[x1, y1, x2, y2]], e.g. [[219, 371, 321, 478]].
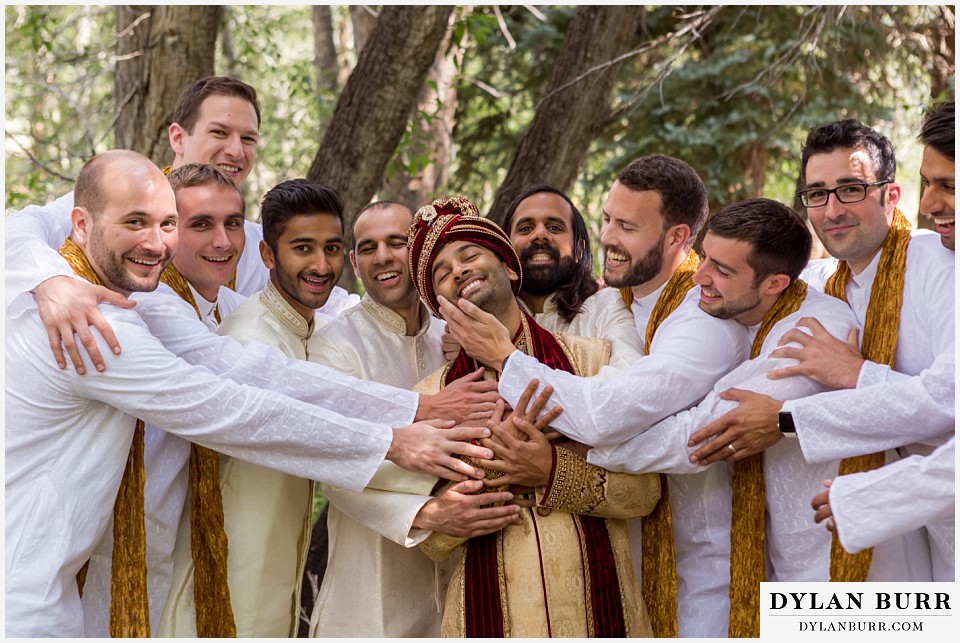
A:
[[778, 409, 797, 436]]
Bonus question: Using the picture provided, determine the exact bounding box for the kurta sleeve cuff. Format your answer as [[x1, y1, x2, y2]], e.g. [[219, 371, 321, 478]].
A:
[[856, 360, 891, 388], [537, 446, 606, 514]]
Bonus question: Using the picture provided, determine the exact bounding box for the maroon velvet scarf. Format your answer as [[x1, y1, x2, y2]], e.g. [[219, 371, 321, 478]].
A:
[[453, 311, 627, 637]]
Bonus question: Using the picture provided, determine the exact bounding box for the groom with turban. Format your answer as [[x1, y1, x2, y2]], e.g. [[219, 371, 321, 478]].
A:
[[407, 195, 660, 638]]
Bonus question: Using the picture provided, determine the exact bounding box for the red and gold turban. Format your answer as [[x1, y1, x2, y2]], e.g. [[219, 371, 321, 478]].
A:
[[407, 195, 522, 318]]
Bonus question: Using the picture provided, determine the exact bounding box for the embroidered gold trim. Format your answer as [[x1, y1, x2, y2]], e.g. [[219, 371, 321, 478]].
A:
[[540, 447, 607, 513], [260, 279, 311, 341]]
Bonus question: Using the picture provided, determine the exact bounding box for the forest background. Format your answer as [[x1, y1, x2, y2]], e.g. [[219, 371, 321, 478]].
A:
[[4, 4, 955, 291]]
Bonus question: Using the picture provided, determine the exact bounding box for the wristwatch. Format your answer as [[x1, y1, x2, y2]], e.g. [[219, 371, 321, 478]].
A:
[[778, 407, 797, 438]]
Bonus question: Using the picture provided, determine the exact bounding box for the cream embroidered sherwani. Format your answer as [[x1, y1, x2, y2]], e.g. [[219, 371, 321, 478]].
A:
[[307, 295, 449, 637], [796, 235, 955, 581], [419, 330, 660, 638], [159, 281, 316, 637]]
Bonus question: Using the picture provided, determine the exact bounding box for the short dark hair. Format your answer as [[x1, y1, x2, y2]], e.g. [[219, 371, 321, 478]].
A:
[[503, 184, 598, 323], [166, 163, 245, 214], [706, 198, 812, 284], [615, 155, 709, 245], [800, 119, 896, 184], [919, 101, 955, 161], [352, 200, 414, 245], [260, 179, 344, 250], [171, 76, 261, 134]]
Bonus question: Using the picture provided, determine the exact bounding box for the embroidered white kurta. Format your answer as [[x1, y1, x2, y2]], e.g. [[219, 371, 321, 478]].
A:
[[159, 281, 317, 636], [521, 286, 644, 373], [796, 235, 955, 581], [501, 284, 749, 638], [589, 288, 858, 636], [307, 295, 449, 637], [4, 299, 399, 638]]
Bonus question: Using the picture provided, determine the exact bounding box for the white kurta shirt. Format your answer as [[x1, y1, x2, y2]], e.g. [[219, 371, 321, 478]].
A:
[[830, 436, 954, 576], [589, 288, 859, 635], [795, 235, 955, 581], [520, 286, 644, 373], [4, 195, 404, 636], [4, 299, 397, 638], [307, 295, 449, 638], [499, 285, 749, 448]]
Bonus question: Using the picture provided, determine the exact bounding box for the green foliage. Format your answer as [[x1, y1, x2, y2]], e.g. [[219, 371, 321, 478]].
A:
[[5, 5, 116, 210], [451, 6, 576, 202], [218, 5, 325, 215], [5, 3, 952, 235]]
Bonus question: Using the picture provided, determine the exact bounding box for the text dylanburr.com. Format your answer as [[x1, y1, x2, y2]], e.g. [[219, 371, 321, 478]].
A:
[[760, 582, 956, 639]]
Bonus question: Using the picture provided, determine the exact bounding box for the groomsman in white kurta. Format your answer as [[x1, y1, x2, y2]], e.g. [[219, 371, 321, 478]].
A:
[[585, 199, 856, 636], [4, 151, 491, 638], [307, 201, 519, 637], [688, 118, 955, 583], [159, 179, 353, 636]]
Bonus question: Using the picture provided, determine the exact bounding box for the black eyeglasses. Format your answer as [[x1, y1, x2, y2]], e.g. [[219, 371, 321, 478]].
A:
[[796, 181, 890, 208]]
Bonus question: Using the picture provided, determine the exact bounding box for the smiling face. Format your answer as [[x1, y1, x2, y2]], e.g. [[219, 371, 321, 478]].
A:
[[599, 181, 668, 291], [172, 183, 246, 302], [803, 147, 900, 273], [693, 232, 770, 325], [919, 146, 955, 251], [431, 240, 519, 319], [169, 95, 259, 186], [77, 160, 179, 296], [508, 192, 577, 295], [261, 213, 344, 321], [350, 204, 418, 312]]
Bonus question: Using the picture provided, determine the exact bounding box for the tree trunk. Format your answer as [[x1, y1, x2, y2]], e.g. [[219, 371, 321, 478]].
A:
[[487, 6, 643, 226], [312, 6, 339, 94], [114, 5, 221, 166], [308, 5, 454, 292], [380, 8, 467, 209], [349, 5, 378, 54]]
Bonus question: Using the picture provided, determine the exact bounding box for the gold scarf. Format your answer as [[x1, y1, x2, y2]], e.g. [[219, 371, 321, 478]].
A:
[[620, 248, 699, 638], [59, 237, 150, 637], [728, 278, 808, 638], [160, 264, 238, 637], [823, 207, 910, 581]]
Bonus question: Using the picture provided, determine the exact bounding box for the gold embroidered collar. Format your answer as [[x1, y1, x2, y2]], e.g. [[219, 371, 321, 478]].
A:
[[260, 280, 313, 341]]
